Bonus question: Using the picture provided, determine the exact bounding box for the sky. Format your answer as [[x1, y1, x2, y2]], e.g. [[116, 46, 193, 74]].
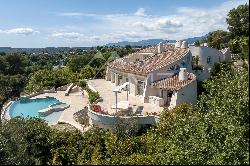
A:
[[0, 0, 248, 48]]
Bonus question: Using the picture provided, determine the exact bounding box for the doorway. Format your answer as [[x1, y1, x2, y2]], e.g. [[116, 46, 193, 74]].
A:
[[162, 90, 173, 105]]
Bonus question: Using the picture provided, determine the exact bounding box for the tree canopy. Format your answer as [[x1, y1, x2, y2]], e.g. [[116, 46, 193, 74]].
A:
[[206, 30, 231, 49], [1, 62, 248, 165], [0, 3, 248, 165], [226, 3, 249, 37]]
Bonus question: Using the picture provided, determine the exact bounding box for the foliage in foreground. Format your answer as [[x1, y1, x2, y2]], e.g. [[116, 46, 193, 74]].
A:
[[0, 64, 248, 165]]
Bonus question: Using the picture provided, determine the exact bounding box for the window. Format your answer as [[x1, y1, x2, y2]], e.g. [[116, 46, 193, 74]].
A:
[[170, 65, 175, 70], [168, 91, 173, 97], [118, 75, 123, 85], [125, 77, 129, 82], [125, 77, 129, 90], [118, 75, 122, 79], [207, 56, 211, 64], [137, 81, 144, 95]]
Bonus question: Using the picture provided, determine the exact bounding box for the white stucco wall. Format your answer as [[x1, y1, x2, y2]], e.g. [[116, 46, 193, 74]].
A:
[[109, 69, 147, 96], [169, 80, 197, 109], [88, 107, 158, 130], [142, 51, 192, 102], [108, 50, 193, 103], [189, 46, 225, 81], [189, 46, 221, 69]]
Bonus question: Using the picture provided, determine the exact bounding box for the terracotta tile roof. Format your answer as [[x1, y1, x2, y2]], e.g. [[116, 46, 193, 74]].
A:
[[138, 44, 172, 53], [138, 45, 158, 53], [108, 44, 190, 76], [151, 72, 196, 91]]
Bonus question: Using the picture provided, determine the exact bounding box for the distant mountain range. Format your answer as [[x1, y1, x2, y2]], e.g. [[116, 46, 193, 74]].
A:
[[0, 35, 208, 53], [105, 35, 207, 46]]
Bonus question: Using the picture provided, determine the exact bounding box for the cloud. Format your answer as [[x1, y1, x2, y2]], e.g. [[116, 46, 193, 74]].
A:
[[58, 12, 98, 17], [133, 18, 183, 33], [53, 0, 248, 44], [52, 32, 83, 39], [107, 31, 153, 41], [0, 28, 39, 35], [51, 31, 103, 43], [50, 30, 153, 46], [134, 8, 146, 17], [59, 12, 84, 16]]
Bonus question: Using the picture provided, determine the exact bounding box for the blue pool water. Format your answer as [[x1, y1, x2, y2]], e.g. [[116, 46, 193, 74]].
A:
[[8, 97, 63, 124]]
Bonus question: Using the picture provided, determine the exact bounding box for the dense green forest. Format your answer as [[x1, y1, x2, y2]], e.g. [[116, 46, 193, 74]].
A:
[[0, 3, 249, 165], [0, 46, 135, 106], [0, 63, 248, 165]]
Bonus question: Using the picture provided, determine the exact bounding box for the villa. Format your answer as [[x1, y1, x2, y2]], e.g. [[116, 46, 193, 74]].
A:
[[87, 40, 232, 130], [1, 40, 232, 131], [189, 43, 231, 81], [105, 41, 197, 109]]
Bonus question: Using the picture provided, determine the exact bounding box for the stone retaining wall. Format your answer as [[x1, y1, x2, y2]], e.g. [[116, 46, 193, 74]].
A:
[[56, 85, 69, 91], [87, 105, 159, 130]]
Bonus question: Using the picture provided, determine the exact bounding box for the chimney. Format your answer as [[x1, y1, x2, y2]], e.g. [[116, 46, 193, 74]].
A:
[[181, 41, 188, 48], [179, 68, 188, 81], [175, 40, 182, 48], [158, 42, 163, 53]]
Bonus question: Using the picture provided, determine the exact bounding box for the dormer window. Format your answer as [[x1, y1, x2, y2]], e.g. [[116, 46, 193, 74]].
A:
[[170, 65, 175, 70]]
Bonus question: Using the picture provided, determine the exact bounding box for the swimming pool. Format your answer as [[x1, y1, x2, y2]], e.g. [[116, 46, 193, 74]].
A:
[[8, 97, 64, 124]]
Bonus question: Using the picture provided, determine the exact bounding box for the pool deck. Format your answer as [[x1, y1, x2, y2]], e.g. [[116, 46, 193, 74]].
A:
[[31, 90, 89, 131]]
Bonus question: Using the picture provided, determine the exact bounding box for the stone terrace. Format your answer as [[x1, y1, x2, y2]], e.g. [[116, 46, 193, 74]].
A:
[[87, 79, 164, 115]]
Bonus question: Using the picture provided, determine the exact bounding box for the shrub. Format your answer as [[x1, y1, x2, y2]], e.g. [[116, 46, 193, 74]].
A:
[[78, 79, 87, 89], [73, 108, 89, 127], [86, 88, 100, 104]]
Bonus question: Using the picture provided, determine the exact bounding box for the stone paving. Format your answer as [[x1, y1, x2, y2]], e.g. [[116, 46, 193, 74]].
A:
[[87, 79, 164, 115]]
